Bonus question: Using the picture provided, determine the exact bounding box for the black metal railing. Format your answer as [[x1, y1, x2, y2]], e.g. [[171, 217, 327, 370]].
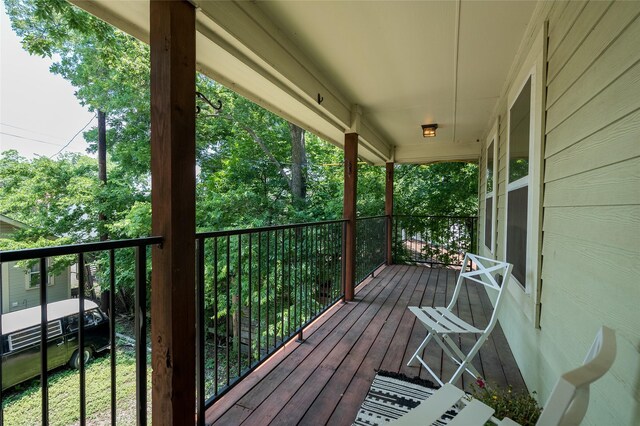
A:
[[392, 215, 477, 267], [195, 219, 346, 415], [1, 214, 481, 424], [0, 237, 161, 426], [355, 216, 387, 285]]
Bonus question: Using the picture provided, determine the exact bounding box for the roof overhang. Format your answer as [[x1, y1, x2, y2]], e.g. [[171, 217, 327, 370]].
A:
[[70, 0, 538, 165]]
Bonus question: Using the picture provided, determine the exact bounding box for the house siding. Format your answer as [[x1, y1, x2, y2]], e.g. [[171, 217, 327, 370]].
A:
[[0, 218, 72, 314], [0, 221, 20, 237], [3, 264, 71, 313], [478, 1, 640, 424]]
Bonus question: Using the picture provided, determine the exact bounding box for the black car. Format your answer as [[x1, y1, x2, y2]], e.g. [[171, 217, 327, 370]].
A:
[[1, 299, 110, 390]]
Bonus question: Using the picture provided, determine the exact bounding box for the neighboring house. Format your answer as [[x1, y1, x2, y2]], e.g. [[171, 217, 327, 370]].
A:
[[0, 214, 71, 314]]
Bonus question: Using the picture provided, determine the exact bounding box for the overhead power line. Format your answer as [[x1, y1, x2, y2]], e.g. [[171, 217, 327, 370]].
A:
[[0, 122, 66, 142], [50, 114, 97, 158], [0, 131, 63, 147]]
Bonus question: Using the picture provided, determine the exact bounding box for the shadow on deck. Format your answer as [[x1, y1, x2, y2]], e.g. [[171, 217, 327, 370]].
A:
[[205, 264, 526, 426]]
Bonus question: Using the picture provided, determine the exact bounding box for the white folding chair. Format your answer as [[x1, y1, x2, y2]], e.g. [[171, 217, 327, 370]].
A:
[[391, 326, 617, 426], [536, 326, 617, 425], [407, 253, 513, 386]]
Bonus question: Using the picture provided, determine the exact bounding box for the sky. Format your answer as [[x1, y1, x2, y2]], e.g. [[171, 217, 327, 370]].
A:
[[0, 2, 95, 159]]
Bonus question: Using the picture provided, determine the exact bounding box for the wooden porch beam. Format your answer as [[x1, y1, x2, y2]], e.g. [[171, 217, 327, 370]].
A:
[[150, 1, 196, 424], [385, 162, 394, 265], [343, 133, 358, 301]]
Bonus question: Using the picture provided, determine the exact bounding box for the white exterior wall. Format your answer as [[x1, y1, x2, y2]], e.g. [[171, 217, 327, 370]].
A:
[[478, 2, 640, 424]]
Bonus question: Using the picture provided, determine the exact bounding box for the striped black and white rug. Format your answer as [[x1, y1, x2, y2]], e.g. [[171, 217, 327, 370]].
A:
[[353, 371, 458, 425]]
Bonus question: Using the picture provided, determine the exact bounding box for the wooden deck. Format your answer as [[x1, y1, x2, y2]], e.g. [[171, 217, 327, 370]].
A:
[[205, 264, 526, 426]]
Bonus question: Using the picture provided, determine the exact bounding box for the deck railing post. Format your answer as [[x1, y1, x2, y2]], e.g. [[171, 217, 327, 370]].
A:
[[343, 133, 358, 301], [385, 162, 394, 265], [150, 1, 196, 424]]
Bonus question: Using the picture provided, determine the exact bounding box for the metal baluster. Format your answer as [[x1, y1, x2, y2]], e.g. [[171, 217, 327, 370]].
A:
[[280, 229, 285, 341], [287, 227, 292, 337], [134, 246, 147, 426], [266, 231, 270, 353], [237, 234, 242, 376], [39, 257, 49, 426], [248, 233, 252, 367], [109, 249, 116, 426], [344, 222, 347, 294], [257, 232, 262, 361], [294, 227, 300, 341], [226, 235, 230, 387], [213, 237, 219, 395], [273, 229, 277, 349], [196, 237, 205, 426], [78, 253, 86, 426], [304, 226, 311, 324]]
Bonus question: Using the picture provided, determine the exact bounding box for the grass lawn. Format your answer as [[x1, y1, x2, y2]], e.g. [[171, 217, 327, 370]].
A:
[[2, 351, 149, 425]]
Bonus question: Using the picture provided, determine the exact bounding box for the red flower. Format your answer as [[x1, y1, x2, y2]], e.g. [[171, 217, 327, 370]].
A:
[[476, 378, 486, 388]]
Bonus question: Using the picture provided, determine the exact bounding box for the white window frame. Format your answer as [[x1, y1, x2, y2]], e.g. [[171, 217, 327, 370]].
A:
[[503, 24, 546, 327], [483, 122, 498, 255], [25, 260, 55, 290]]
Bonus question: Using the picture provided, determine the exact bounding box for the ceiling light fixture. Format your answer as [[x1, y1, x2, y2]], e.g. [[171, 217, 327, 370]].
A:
[[422, 123, 438, 138]]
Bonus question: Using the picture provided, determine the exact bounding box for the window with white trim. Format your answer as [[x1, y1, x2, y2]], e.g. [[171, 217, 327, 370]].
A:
[[506, 77, 531, 288], [26, 260, 54, 289], [484, 137, 497, 253]]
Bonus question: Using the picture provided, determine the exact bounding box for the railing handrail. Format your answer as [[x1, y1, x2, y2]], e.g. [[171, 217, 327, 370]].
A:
[[0, 236, 164, 263], [393, 214, 478, 220], [196, 218, 347, 239], [356, 215, 387, 220]]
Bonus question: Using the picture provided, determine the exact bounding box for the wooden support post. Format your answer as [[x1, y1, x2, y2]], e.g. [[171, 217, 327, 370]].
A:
[[385, 162, 394, 265], [150, 1, 196, 424], [343, 133, 358, 301]]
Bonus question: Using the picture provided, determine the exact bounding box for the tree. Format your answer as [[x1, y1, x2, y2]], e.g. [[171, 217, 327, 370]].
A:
[[3, 0, 480, 326], [395, 162, 478, 217], [0, 151, 100, 241], [5, 0, 152, 244]]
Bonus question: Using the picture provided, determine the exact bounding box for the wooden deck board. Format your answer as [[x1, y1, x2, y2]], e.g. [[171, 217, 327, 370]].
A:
[[251, 266, 414, 425], [296, 267, 421, 425], [205, 265, 527, 426], [207, 266, 395, 425]]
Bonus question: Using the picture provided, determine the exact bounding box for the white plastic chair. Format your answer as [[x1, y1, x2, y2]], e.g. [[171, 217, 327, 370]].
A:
[[392, 326, 617, 426], [407, 253, 513, 386]]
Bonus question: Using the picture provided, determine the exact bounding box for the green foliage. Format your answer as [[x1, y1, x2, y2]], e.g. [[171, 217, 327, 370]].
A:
[[0, 150, 100, 240], [357, 164, 385, 217], [2, 0, 479, 327], [509, 158, 529, 183], [471, 379, 542, 426], [395, 162, 478, 217]]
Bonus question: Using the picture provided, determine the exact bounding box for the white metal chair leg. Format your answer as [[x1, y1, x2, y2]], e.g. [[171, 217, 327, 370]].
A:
[[412, 351, 445, 387], [407, 332, 434, 367], [428, 333, 480, 384], [442, 334, 481, 379]]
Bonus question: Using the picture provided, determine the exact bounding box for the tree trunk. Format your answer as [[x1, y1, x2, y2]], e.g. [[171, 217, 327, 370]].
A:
[[98, 110, 108, 241], [289, 123, 307, 203]]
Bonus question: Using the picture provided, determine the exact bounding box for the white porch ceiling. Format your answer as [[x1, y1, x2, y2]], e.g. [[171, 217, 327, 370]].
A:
[[70, 0, 537, 165]]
